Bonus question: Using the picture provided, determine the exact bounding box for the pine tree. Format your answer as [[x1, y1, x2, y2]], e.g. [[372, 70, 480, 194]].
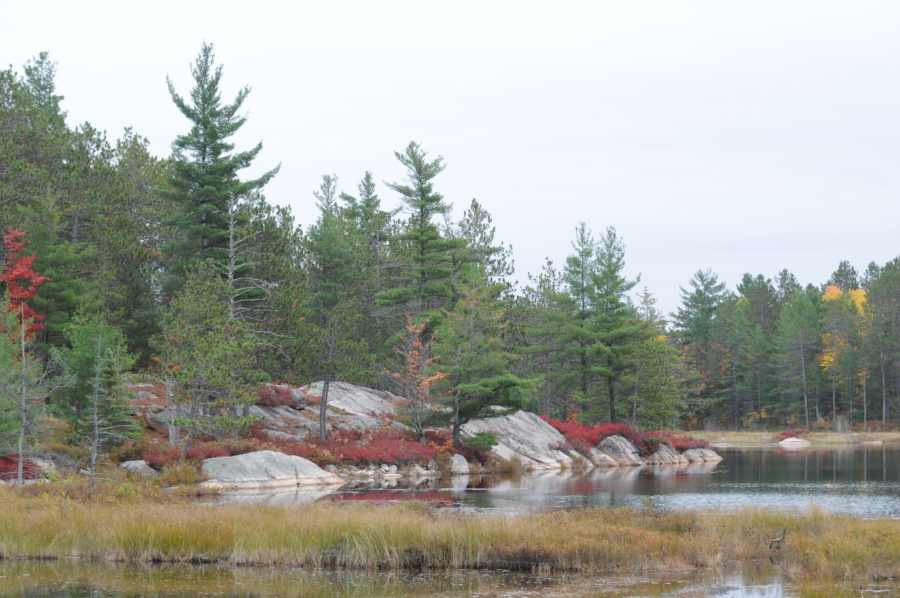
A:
[[162, 42, 279, 298], [436, 280, 529, 447], [377, 142, 464, 329]]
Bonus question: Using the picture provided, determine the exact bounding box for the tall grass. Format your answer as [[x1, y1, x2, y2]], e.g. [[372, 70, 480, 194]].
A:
[[0, 488, 896, 583]]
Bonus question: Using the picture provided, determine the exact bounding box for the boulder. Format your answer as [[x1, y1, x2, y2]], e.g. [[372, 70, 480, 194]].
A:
[[120, 459, 158, 478], [301, 382, 400, 417], [646, 444, 689, 465], [462, 410, 576, 470], [682, 447, 724, 463], [779, 437, 811, 450], [450, 454, 470, 475], [586, 447, 618, 468], [597, 435, 644, 466], [200, 450, 345, 490]]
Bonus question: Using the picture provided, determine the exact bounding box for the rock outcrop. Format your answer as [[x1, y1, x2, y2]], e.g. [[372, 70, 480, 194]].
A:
[[646, 443, 689, 465], [200, 450, 345, 490], [300, 382, 399, 418], [120, 459, 158, 478], [462, 410, 576, 470], [682, 447, 724, 463], [596, 435, 644, 466], [450, 454, 470, 475]]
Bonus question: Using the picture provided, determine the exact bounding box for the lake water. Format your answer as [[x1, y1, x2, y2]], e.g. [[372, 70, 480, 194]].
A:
[[221, 445, 900, 519], [5, 446, 898, 597], [0, 559, 810, 597]]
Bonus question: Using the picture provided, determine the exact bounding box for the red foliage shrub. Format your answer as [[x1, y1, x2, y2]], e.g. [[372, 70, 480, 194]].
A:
[[185, 443, 230, 460], [0, 454, 38, 480], [652, 431, 709, 451], [540, 417, 677, 456], [141, 440, 260, 470], [141, 445, 180, 470], [328, 428, 437, 466], [778, 429, 810, 440], [257, 385, 300, 409]]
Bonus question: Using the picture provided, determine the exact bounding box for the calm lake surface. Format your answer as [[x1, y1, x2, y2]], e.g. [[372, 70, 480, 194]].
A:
[[6, 447, 898, 597], [221, 445, 900, 519], [0, 559, 818, 597]]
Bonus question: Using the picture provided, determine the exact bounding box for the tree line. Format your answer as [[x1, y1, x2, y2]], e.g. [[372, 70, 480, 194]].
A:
[[1, 45, 897, 475]]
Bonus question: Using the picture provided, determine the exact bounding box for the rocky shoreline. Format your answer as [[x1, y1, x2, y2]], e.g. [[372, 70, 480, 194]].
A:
[[122, 381, 722, 491]]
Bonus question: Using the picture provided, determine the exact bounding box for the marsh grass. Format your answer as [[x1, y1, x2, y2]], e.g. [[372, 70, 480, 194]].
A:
[[677, 430, 900, 446], [0, 487, 896, 584]]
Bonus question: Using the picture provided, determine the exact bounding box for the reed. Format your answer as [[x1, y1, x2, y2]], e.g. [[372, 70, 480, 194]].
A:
[[0, 487, 896, 584]]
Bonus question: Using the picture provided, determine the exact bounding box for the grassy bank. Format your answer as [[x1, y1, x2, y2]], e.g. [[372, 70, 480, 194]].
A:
[[677, 430, 900, 446], [0, 488, 896, 584]]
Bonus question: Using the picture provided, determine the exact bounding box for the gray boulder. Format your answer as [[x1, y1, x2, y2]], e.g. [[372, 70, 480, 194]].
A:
[[450, 454, 470, 475], [682, 447, 724, 463], [462, 410, 575, 470], [586, 447, 619, 468], [301, 382, 400, 417], [597, 435, 644, 466], [200, 450, 345, 490], [120, 460, 158, 478], [646, 443, 689, 465]]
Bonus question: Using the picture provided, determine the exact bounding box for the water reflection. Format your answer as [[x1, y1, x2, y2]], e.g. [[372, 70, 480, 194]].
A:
[[216, 446, 900, 518], [0, 559, 795, 598]]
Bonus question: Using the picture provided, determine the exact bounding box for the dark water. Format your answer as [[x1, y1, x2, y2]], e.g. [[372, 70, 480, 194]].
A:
[[219, 445, 900, 518]]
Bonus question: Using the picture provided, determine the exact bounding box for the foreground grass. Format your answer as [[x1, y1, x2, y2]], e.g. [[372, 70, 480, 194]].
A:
[[0, 488, 896, 584]]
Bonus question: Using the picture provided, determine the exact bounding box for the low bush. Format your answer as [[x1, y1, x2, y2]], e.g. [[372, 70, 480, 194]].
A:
[[651, 431, 709, 451], [256, 385, 300, 409], [0, 455, 38, 480], [778, 429, 810, 440], [540, 417, 657, 456]]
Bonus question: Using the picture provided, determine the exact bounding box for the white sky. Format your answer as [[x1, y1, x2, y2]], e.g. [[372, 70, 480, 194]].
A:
[[3, 1, 898, 316]]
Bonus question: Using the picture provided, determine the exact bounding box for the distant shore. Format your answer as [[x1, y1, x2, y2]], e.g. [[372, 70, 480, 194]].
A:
[[677, 430, 900, 447]]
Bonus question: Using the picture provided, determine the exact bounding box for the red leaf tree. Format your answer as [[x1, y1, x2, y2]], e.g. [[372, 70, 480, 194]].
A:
[[1, 228, 50, 341]]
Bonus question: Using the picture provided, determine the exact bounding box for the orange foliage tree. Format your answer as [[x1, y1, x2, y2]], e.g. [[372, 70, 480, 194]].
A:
[[385, 314, 446, 440]]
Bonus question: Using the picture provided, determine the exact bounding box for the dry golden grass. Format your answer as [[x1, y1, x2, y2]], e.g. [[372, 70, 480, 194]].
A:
[[0, 486, 896, 585], [676, 430, 900, 446]]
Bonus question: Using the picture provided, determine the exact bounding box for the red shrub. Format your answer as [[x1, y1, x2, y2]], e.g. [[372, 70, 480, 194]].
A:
[[141, 445, 180, 470], [0, 455, 38, 480], [257, 385, 300, 409], [851, 422, 900, 432], [649, 431, 709, 451], [329, 428, 437, 466], [540, 417, 667, 457], [185, 443, 230, 460]]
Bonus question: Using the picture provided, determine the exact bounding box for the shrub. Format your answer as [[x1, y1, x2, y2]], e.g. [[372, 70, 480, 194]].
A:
[[651, 431, 710, 451], [257, 385, 300, 409], [463, 432, 498, 453], [0, 455, 38, 480], [159, 463, 203, 486]]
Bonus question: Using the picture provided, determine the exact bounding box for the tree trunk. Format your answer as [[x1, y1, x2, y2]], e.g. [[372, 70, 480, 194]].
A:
[[799, 343, 810, 429], [607, 374, 617, 423], [319, 378, 330, 443], [16, 308, 26, 488]]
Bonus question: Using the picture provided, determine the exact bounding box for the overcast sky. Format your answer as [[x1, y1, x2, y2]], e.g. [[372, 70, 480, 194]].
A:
[[3, 1, 898, 316]]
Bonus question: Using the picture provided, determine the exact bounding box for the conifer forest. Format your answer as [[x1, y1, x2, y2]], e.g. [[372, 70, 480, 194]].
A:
[[2, 45, 898, 465]]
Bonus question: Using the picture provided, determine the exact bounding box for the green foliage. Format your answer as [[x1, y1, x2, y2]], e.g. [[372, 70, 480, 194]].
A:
[[462, 431, 498, 452], [162, 42, 278, 298], [160, 267, 267, 445], [50, 314, 137, 446]]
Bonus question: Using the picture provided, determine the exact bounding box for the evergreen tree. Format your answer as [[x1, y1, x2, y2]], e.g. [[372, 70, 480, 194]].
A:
[[160, 267, 267, 449], [436, 280, 529, 447], [588, 226, 640, 423], [51, 315, 136, 446], [162, 42, 279, 298], [774, 289, 822, 427], [377, 142, 464, 329]]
